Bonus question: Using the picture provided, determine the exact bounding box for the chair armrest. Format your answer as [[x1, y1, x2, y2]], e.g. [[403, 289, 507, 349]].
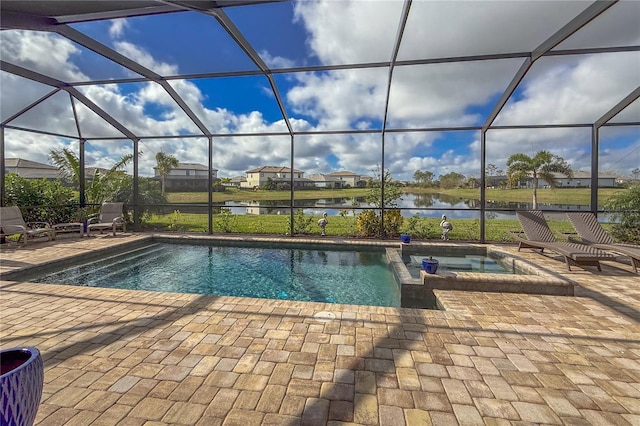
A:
[[556, 231, 579, 243], [508, 230, 526, 241], [563, 233, 584, 244], [1, 224, 27, 234], [86, 214, 99, 224], [26, 221, 51, 229]]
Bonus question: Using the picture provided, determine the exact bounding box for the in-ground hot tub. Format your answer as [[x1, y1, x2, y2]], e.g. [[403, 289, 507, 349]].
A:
[[387, 243, 574, 309]]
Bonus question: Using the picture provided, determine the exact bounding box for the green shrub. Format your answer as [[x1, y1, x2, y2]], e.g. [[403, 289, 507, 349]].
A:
[[293, 209, 314, 234], [383, 209, 403, 236], [356, 210, 380, 237], [3, 174, 76, 223], [605, 184, 640, 244], [215, 208, 237, 233], [402, 213, 431, 239]]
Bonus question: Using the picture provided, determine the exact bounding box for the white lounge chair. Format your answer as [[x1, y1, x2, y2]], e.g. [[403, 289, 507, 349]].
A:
[[87, 202, 126, 237], [0, 206, 54, 244]]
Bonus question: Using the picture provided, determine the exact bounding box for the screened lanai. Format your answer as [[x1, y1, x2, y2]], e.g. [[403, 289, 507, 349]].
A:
[[1, 0, 639, 241]]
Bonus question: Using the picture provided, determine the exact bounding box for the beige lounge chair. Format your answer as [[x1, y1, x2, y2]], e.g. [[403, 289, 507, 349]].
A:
[[512, 210, 614, 271], [566, 212, 639, 274], [0, 206, 54, 243], [87, 202, 125, 237]]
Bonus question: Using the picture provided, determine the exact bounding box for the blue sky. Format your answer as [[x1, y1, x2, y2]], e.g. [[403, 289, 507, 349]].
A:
[[1, 0, 639, 180]]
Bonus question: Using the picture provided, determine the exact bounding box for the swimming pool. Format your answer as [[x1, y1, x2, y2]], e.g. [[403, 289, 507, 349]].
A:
[[32, 242, 401, 307], [405, 254, 519, 279], [390, 243, 574, 306]]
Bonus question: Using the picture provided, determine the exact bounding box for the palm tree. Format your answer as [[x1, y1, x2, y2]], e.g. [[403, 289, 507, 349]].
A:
[[49, 148, 80, 184], [506, 150, 573, 209], [49, 148, 133, 206], [155, 152, 179, 194]]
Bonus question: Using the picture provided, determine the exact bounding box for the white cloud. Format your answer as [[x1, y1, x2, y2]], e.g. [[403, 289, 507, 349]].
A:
[[0, 30, 87, 82], [2, 1, 638, 182], [259, 50, 296, 69], [109, 19, 129, 39]]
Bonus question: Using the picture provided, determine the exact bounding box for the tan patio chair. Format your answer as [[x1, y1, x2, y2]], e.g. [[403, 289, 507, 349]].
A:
[[87, 202, 126, 237], [0, 206, 54, 244], [511, 210, 614, 271], [566, 212, 639, 273]]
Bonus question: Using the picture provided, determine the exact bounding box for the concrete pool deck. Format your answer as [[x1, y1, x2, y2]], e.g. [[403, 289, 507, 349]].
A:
[[1, 233, 639, 425]]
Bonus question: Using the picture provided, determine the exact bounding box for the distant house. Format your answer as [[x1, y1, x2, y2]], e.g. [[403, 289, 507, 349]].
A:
[[510, 171, 619, 189], [306, 173, 345, 189], [486, 175, 508, 188], [154, 162, 218, 192], [241, 166, 312, 189], [552, 171, 618, 188], [4, 158, 60, 180], [328, 171, 372, 188], [224, 176, 246, 188]]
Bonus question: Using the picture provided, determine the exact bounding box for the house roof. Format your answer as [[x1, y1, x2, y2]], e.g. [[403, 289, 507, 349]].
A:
[[153, 162, 218, 171], [246, 166, 303, 174], [5, 158, 58, 170], [307, 174, 343, 182], [328, 171, 357, 176], [550, 171, 618, 179]]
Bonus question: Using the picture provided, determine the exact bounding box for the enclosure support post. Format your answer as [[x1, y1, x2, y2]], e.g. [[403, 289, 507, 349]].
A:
[[590, 125, 599, 215], [480, 130, 487, 243], [133, 139, 139, 231], [208, 135, 213, 235], [0, 127, 5, 208], [79, 139, 86, 207], [289, 134, 295, 237]]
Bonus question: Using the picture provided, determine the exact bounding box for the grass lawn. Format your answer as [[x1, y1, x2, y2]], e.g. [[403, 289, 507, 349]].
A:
[[144, 211, 608, 242], [146, 186, 623, 241]]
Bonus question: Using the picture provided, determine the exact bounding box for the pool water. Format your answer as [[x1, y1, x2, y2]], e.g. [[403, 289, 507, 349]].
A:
[[34, 243, 401, 307], [406, 255, 516, 279]]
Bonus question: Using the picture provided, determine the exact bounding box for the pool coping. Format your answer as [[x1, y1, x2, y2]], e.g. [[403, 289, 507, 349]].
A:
[[389, 242, 575, 304]]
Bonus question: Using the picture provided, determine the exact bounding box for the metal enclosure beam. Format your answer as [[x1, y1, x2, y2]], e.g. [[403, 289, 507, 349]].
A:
[[133, 139, 140, 231], [479, 0, 618, 238], [0, 127, 4, 208], [380, 0, 412, 237], [54, 25, 211, 136], [483, 0, 618, 130], [590, 86, 640, 211]]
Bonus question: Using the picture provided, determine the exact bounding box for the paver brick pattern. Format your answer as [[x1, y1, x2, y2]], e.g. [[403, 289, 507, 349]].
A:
[[1, 234, 639, 425]]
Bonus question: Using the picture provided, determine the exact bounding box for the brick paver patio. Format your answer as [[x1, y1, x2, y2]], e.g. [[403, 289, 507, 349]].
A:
[[1, 233, 639, 425]]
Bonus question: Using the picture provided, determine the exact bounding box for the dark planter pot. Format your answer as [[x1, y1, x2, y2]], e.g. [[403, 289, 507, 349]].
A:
[[422, 257, 439, 274], [1, 347, 44, 426], [400, 234, 411, 244]]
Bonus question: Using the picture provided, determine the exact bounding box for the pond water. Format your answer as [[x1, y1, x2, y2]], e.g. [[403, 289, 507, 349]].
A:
[[210, 193, 600, 220]]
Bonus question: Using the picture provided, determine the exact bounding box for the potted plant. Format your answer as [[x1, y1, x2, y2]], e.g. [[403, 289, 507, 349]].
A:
[[422, 256, 439, 274], [1, 346, 44, 426]]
